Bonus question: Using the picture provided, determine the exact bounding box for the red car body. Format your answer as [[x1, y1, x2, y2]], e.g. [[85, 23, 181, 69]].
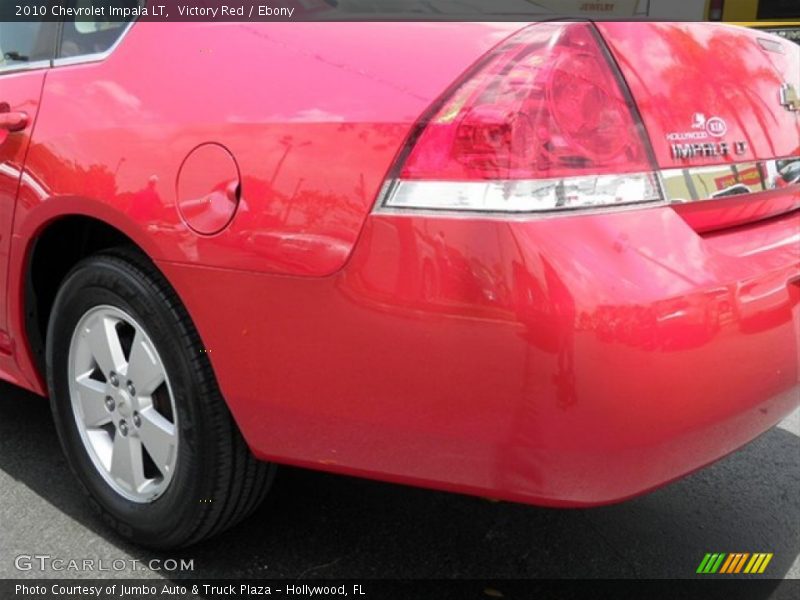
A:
[[1, 21, 799, 507]]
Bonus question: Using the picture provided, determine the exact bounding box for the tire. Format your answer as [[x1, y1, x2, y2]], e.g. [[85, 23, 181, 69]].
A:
[[46, 247, 275, 548]]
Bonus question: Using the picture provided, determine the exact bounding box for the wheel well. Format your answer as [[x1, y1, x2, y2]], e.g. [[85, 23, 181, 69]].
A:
[[25, 217, 137, 379]]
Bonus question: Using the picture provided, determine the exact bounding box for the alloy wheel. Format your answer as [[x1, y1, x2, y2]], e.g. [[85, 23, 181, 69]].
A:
[[67, 305, 179, 503]]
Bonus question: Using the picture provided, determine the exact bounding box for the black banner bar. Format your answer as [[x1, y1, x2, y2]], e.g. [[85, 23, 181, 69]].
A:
[[2, 579, 799, 600], [0, 0, 731, 22]]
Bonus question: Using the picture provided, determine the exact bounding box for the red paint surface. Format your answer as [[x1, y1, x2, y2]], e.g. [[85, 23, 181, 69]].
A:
[[0, 22, 798, 505]]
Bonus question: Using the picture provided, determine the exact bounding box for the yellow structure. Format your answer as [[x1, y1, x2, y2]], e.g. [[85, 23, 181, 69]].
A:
[[710, 0, 800, 42]]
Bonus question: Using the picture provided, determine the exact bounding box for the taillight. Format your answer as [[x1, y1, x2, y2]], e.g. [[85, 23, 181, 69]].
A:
[[378, 22, 663, 214]]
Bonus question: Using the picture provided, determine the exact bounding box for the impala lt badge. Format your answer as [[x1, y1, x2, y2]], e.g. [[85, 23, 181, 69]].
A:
[[780, 83, 799, 112], [671, 140, 748, 160]]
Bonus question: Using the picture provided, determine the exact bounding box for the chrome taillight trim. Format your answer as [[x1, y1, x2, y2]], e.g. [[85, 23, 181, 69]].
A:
[[378, 173, 664, 215], [375, 157, 800, 217], [759, 27, 800, 44], [660, 158, 800, 203]]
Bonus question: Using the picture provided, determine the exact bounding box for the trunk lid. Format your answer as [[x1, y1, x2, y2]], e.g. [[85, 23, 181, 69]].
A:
[[596, 22, 800, 231], [597, 22, 799, 168]]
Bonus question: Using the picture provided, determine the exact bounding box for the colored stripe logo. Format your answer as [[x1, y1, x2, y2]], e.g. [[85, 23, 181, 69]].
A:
[[697, 553, 773, 574]]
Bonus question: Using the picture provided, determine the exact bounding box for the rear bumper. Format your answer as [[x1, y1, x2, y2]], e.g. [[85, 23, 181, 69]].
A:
[[158, 206, 800, 506]]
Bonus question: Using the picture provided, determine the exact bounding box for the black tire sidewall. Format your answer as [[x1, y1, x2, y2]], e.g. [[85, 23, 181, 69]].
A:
[[47, 255, 211, 544]]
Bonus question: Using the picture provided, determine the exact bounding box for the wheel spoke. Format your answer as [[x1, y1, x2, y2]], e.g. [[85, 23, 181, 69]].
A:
[[110, 433, 145, 492], [86, 315, 126, 376], [75, 374, 112, 428], [138, 407, 177, 475], [125, 330, 165, 396]]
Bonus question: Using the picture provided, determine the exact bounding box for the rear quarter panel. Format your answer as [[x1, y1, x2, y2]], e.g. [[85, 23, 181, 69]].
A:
[[14, 22, 521, 276], [7, 20, 522, 394]]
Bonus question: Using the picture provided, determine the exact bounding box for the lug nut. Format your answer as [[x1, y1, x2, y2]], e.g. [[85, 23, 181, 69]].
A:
[[119, 420, 128, 436], [105, 396, 115, 412], [133, 412, 141, 428], [127, 382, 136, 397], [109, 372, 119, 387]]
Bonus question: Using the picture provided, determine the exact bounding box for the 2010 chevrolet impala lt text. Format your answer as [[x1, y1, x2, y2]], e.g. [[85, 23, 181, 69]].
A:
[[0, 15, 798, 548]]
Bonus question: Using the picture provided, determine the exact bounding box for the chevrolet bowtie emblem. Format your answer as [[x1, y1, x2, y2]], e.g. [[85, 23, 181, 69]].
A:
[[780, 83, 800, 112]]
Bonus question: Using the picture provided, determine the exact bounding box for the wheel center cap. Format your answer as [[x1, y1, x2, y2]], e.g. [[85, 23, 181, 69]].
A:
[[117, 392, 134, 418]]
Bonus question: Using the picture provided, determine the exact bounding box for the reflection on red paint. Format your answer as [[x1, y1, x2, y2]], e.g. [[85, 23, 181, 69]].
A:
[[0, 22, 798, 507]]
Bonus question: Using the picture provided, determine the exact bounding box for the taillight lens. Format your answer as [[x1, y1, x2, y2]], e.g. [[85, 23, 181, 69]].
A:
[[379, 22, 663, 214]]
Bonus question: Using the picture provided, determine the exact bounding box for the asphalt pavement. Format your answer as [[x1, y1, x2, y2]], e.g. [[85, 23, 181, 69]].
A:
[[0, 379, 798, 586]]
